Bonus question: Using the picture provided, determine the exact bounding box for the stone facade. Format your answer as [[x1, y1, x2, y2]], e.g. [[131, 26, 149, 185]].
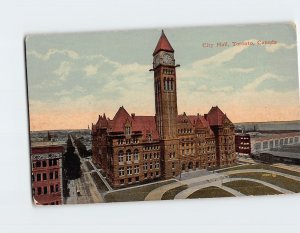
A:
[[92, 31, 236, 188]]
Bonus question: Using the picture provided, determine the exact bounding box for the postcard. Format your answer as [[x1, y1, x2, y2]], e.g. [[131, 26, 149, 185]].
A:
[[25, 22, 300, 205]]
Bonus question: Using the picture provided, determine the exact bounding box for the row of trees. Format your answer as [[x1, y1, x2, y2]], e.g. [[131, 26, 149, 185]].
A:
[[73, 137, 91, 158], [62, 135, 81, 184]]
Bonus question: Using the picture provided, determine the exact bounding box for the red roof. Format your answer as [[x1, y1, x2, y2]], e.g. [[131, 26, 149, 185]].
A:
[[97, 106, 160, 141], [153, 30, 174, 55], [177, 113, 214, 136], [206, 106, 231, 126]]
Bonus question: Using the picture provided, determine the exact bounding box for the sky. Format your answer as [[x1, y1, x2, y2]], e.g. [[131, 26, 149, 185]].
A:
[[26, 23, 299, 131]]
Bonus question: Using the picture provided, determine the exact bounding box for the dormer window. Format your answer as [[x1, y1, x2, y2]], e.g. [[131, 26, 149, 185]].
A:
[[125, 126, 131, 135], [147, 134, 152, 142]]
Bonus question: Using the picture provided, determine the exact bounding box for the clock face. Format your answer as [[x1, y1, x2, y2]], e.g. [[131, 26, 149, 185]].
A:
[[162, 53, 173, 65], [154, 55, 160, 67]]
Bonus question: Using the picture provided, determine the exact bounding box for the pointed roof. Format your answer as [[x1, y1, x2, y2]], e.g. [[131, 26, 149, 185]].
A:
[[111, 106, 131, 132], [153, 30, 174, 55], [206, 106, 232, 126]]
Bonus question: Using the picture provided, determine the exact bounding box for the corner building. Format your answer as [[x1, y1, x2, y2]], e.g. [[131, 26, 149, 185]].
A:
[[92, 31, 236, 188]]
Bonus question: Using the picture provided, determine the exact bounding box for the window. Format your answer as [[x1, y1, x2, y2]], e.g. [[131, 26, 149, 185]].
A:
[[156, 171, 159, 176], [118, 151, 124, 163], [37, 174, 41, 181], [128, 178, 132, 183], [155, 161, 160, 169], [32, 174, 35, 182], [119, 167, 125, 176], [43, 173, 47, 180], [134, 165, 139, 174], [37, 187, 42, 195], [127, 166, 132, 175], [120, 179, 124, 185], [126, 150, 131, 162], [36, 161, 41, 167], [55, 171, 58, 179], [53, 159, 57, 166], [49, 172, 53, 180], [172, 162, 175, 169], [143, 154, 148, 160], [43, 186, 47, 194], [125, 126, 131, 135], [150, 162, 153, 170], [135, 176, 139, 182], [55, 184, 59, 192], [50, 185, 54, 193], [133, 149, 139, 161], [143, 163, 148, 171], [42, 161, 47, 167], [49, 159, 53, 166]]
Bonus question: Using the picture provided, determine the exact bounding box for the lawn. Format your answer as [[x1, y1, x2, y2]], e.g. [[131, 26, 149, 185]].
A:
[[218, 164, 300, 177], [223, 180, 281, 196], [161, 185, 188, 200], [229, 172, 300, 193], [90, 172, 109, 192], [104, 180, 176, 202], [187, 186, 234, 199]]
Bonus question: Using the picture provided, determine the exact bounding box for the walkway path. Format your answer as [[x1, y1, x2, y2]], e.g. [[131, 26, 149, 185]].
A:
[[221, 169, 300, 182], [272, 163, 300, 173], [174, 179, 245, 199], [144, 181, 184, 201]]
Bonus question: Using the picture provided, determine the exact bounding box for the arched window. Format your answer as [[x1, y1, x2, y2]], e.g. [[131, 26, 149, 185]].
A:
[[164, 77, 167, 90], [118, 150, 124, 163], [167, 78, 170, 91], [170, 79, 174, 90], [133, 149, 139, 161]]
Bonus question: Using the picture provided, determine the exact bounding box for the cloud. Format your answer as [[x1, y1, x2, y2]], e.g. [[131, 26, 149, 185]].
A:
[[211, 86, 234, 92], [265, 43, 296, 53], [53, 61, 72, 81], [27, 49, 79, 60], [229, 67, 255, 73], [243, 73, 282, 91], [84, 64, 98, 76]]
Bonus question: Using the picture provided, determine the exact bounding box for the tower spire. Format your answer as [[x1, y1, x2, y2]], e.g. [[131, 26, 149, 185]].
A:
[[153, 30, 174, 55]]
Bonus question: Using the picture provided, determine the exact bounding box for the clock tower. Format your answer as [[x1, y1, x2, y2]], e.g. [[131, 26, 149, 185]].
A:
[[152, 30, 180, 179]]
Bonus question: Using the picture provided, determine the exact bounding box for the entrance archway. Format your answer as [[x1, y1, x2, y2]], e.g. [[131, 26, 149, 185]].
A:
[[188, 162, 193, 170]]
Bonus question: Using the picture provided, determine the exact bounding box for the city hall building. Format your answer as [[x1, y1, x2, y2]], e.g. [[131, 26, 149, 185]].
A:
[[92, 31, 236, 188]]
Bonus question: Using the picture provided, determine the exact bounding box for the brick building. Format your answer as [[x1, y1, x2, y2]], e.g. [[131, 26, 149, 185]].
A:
[[92, 30, 235, 188], [31, 142, 65, 205], [235, 134, 251, 155]]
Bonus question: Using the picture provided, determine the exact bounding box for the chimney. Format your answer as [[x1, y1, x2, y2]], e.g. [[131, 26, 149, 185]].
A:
[[131, 113, 135, 119]]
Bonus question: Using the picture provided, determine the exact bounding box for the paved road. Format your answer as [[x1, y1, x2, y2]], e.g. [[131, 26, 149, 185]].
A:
[[64, 136, 104, 204]]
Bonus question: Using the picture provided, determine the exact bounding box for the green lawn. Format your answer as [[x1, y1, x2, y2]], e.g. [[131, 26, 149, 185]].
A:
[[161, 185, 188, 200], [104, 180, 176, 202], [218, 164, 300, 177], [223, 180, 281, 196], [187, 186, 234, 199], [229, 172, 300, 193]]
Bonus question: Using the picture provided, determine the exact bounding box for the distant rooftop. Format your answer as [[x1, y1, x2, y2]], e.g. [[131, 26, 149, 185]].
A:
[[31, 141, 66, 148]]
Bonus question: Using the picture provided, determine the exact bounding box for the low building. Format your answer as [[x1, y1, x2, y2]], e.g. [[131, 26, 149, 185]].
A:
[[250, 131, 300, 154], [31, 142, 65, 205]]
